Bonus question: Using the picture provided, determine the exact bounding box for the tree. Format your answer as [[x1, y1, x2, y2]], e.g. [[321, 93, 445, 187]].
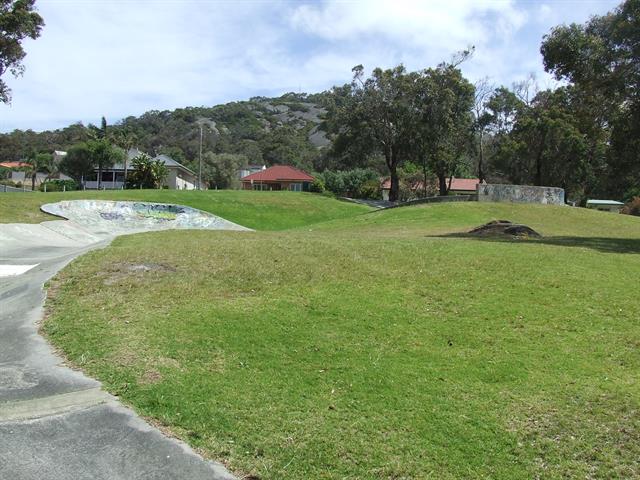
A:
[[472, 78, 494, 183], [0, 0, 44, 104], [202, 152, 247, 189], [112, 127, 137, 186], [87, 138, 123, 189], [23, 150, 50, 190], [126, 153, 168, 189], [416, 63, 475, 196], [541, 0, 640, 196], [60, 143, 93, 185], [495, 88, 590, 199], [326, 65, 420, 202]]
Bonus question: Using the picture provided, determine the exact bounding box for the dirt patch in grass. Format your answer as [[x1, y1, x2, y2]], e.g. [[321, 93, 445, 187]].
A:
[[102, 262, 177, 286], [139, 368, 163, 385]]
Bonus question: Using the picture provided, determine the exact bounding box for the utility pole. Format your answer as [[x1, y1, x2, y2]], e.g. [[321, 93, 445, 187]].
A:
[[198, 123, 203, 190]]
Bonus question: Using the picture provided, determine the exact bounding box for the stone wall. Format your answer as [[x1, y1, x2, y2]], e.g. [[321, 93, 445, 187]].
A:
[[477, 184, 565, 205]]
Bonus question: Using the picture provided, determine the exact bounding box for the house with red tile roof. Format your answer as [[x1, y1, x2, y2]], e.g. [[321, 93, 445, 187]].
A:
[[381, 177, 483, 201], [0, 161, 30, 169], [241, 165, 314, 191]]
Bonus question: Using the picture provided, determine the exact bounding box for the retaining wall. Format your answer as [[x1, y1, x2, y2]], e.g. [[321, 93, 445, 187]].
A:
[[388, 195, 477, 209], [477, 184, 564, 205]]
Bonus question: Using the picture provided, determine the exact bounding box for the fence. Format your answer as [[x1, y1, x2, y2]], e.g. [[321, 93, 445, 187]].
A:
[[0, 184, 34, 193]]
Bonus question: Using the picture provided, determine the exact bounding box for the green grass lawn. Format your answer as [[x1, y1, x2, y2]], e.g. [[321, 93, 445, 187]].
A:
[[42, 201, 640, 479], [0, 190, 371, 230]]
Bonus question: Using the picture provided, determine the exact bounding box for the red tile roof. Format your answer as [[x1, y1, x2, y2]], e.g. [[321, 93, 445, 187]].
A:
[[0, 161, 30, 169], [381, 177, 481, 192], [241, 165, 314, 182], [449, 178, 481, 191]]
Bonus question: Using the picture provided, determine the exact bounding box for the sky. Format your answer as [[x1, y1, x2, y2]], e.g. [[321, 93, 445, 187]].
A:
[[0, 0, 621, 133]]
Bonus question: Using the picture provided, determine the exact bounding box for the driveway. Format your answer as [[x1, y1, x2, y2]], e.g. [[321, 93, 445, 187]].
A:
[[0, 202, 247, 480]]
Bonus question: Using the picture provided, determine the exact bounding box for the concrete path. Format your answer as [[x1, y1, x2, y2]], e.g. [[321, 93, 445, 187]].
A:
[[0, 201, 245, 480]]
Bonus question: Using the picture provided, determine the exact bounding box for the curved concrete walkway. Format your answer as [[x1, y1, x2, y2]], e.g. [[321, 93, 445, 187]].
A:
[[0, 201, 246, 480]]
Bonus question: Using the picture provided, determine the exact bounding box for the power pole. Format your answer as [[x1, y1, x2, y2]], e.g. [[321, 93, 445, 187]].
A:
[[198, 124, 203, 190]]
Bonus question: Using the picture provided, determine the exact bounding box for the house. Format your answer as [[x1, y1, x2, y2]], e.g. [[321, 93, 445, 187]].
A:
[[53, 151, 67, 163], [83, 149, 197, 190], [239, 164, 266, 179], [241, 165, 314, 191], [1, 161, 72, 188], [586, 199, 624, 213], [447, 178, 483, 195], [0, 161, 30, 169], [381, 177, 482, 201]]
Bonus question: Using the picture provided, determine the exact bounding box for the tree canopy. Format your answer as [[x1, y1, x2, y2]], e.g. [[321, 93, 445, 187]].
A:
[[0, 0, 44, 103]]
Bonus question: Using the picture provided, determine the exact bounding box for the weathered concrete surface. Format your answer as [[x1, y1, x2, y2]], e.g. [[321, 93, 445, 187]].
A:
[[42, 200, 250, 235], [477, 184, 565, 205], [0, 201, 241, 480]]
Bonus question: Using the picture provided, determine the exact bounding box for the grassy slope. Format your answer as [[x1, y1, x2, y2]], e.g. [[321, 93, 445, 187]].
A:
[[0, 190, 371, 230], [43, 202, 640, 479]]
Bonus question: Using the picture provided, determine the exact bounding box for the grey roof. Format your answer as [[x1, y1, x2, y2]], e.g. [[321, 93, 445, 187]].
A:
[[107, 149, 195, 176], [586, 199, 624, 205]]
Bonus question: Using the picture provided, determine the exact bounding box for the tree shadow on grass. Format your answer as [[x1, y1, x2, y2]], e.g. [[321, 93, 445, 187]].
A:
[[431, 233, 640, 255]]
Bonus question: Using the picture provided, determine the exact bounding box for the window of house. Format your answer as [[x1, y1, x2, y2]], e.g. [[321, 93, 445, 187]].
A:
[[101, 172, 114, 182], [289, 183, 302, 192]]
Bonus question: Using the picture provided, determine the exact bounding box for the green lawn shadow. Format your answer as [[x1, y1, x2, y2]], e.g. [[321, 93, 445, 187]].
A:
[[432, 233, 640, 255]]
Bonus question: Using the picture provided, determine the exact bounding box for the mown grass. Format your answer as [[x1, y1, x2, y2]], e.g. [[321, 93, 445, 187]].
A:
[[43, 202, 640, 479], [0, 190, 370, 230]]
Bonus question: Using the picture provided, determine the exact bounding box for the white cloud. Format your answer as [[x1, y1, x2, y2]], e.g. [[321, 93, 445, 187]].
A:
[[0, 0, 621, 132]]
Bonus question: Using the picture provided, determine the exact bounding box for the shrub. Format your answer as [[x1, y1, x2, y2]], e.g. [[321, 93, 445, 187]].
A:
[[623, 187, 640, 203], [309, 177, 325, 193], [40, 179, 78, 192], [621, 197, 640, 216], [357, 179, 381, 199], [319, 168, 380, 198]]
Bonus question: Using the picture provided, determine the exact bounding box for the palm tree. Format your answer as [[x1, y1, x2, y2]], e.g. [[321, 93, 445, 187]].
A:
[[24, 151, 52, 190], [113, 128, 138, 187]]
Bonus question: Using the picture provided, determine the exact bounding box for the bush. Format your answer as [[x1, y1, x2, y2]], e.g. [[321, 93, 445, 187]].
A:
[[40, 179, 78, 192], [621, 197, 640, 216], [357, 179, 381, 199], [623, 187, 640, 203], [319, 168, 380, 198], [309, 177, 326, 193]]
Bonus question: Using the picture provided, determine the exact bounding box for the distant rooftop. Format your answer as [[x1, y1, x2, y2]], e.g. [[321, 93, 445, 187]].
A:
[[241, 165, 314, 182], [586, 199, 624, 205]]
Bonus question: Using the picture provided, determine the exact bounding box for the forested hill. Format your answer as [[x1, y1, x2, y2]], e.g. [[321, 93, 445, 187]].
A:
[[0, 92, 333, 172]]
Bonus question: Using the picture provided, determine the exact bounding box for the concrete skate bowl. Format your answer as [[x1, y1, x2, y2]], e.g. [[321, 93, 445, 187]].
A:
[[41, 200, 251, 236]]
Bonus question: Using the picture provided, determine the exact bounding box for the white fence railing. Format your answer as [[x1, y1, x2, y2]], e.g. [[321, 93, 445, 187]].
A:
[[0, 184, 35, 193]]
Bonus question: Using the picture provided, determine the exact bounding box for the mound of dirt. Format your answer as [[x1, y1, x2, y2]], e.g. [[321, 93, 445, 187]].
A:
[[469, 220, 542, 238]]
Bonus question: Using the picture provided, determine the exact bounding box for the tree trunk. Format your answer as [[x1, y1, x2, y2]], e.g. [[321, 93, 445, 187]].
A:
[[385, 147, 401, 203], [389, 165, 400, 202], [535, 129, 547, 186], [478, 130, 485, 183], [422, 159, 428, 198], [438, 175, 448, 196], [123, 157, 128, 189], [98, 165, 102, 189], [31, 172, 36, 191]]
